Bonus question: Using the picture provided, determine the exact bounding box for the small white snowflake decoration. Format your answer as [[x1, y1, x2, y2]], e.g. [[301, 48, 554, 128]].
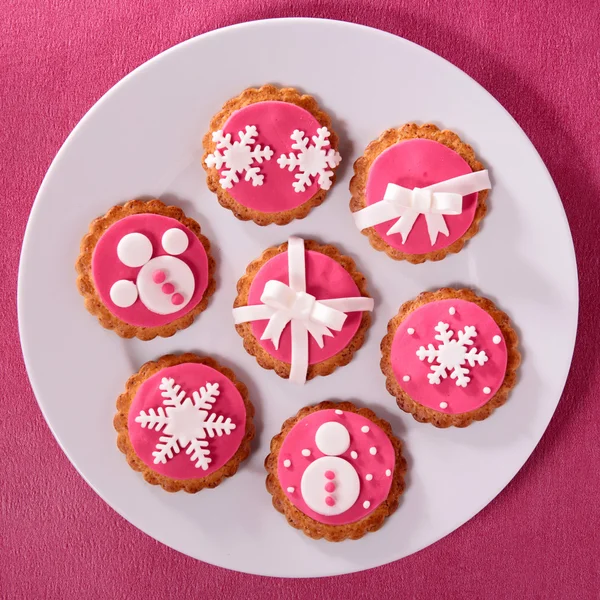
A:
[[277, 127, 341, 192], [135, 377, 236, 470], [205, 125, 274, 190], [416, 322, 488, 388]]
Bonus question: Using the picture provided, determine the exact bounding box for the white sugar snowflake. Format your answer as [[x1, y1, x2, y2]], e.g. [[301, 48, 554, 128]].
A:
[[277, 127, 341, 192], [416, 322, 488, 388], [135, 377, 236, 470], [205, 125, 274, 190]]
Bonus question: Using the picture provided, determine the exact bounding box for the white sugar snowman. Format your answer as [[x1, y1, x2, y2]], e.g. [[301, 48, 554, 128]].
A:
[[300, 421, 360, 516], [109, 228, 195, 315]]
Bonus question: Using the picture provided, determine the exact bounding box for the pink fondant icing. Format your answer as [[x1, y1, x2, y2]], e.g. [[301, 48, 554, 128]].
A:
[[92, 214, 209, 328], [278, 409, 395, 525], [365, 138, 478, 254], [128, 362, 246, 479], [391, 299, 508, 414], [247, 250, 363, 365], [221, 101, 325, 212]]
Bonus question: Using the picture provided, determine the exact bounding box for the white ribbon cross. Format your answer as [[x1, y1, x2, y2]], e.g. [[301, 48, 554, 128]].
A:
[[353, 170, 491, 245], [232, 237, 374, 384]]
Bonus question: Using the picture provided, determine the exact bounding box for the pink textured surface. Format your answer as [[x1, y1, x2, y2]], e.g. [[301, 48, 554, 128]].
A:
[[2, 1, 599, 598]]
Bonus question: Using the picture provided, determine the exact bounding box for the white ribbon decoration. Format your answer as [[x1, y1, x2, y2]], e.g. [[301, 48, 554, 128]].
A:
[[353, 170, 491, 245], [232, 237, 374, 385]]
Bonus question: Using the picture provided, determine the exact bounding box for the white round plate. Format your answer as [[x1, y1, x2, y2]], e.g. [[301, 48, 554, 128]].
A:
[[18, 18, 578, 577]]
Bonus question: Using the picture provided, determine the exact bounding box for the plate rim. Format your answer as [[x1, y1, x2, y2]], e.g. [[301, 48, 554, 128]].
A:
[[17, 16, 579, 577]]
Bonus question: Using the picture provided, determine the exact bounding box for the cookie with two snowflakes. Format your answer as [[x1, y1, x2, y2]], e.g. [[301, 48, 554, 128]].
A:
[[265, 401, 406, 541], [381, 288, 521, 428], [350, 123, 491, 263], [202, 85, 342, 226], [76, 199, 215, 340], [114, 353, 254, 493]]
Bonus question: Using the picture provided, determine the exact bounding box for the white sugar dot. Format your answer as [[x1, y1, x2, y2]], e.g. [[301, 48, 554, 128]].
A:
[[369, 447, 377, 455], [402, 375, 410, 382], [162, 228, 189, 256], [301, 449, 311, 457], [283, 459, 291, 468], [407, 327, 415, 335], [439, 401, 448, 409], [109, 280, 138, 308], [385, 469, 392, 477], [363, 501, 371, 509], [351, 451, 358, 459], [117, 233, 152, 267], [493, 335, 502, 344], [335, 409, 343, 415], [287, 487, 295, 493], [365, 474, 373, 481], [483, 387, 491, 394], [315, 422, 350, 456], [449, 306, 456, 315], [361, 426, 370, 433]]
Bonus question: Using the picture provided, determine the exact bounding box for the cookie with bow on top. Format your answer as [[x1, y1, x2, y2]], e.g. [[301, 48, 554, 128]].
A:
[[350, 123, 491, 263], [381, 288, 521, 428], [114, 353, 255, 493], [202, 85, 342, 226], [265, 401, 406, 541], [76, 199, 216, 340], [233, 237, 374, 384]]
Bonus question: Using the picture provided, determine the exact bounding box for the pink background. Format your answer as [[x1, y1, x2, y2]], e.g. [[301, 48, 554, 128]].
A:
[[2, 1, 598, 598]]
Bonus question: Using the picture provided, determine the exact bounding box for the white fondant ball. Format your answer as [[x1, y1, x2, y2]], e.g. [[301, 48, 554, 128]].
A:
[[162, 228, 189, 256], [117, 233, 153, 267], [315, 421, 350, 456], [109, 279, 138, 308]]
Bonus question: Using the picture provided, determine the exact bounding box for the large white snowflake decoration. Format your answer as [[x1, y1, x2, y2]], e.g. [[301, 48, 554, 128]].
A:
[[135, 377, 236, 470], [277, 127, 342, 192], [205, 125, 274, 190], [416, 322, 488, 388]]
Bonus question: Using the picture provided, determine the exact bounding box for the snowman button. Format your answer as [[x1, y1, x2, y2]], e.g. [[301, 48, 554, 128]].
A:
[[152, 269, 166, 284]]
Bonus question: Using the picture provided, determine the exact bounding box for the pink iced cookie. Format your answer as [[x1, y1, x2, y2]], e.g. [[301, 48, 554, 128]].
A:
[[351, 125, 489, 262], [84, 205, 214, 337], [122, 360, 251, 485], [266, 404, 406, 540], [203, 88, 342, 225], [382, 290, 520, 427], [391, 299, 507, 413], [233, 238, 374, 384]]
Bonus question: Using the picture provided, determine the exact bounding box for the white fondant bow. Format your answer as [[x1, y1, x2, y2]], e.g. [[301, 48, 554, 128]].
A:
[[353, 170, 491, 245], [232, 237, 374, 385]]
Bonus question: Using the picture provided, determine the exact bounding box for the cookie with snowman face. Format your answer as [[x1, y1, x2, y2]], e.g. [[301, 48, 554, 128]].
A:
[[265, 401, 406, 541], [76, 199, 216, 340]]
